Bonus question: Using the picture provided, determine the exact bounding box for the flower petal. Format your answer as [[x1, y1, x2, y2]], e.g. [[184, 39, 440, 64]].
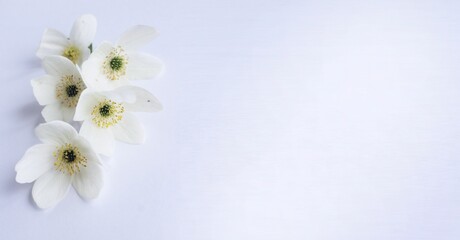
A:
[[43, 55, 80, 77], [15, 144, 55, 184], [74, 89, 100, 121], [32, 171, 71, 209], [117, 25, 157, 51], [31, 75, 58, 106], [73, 136, 102, 164], [112, 112, 145, 144], [125, 52, 164, 80], [111, 85, 162, 112], [72, 135, 103, 199], [80, 58, 100, 88], [36, 28, 69, 59], [41, 103, 64, 122], [91, 41, 114, 60], [35, 121, 78, 145], [72, 160, 103, 200], [70, 14, 97, 49], [80, 121, 115, 156], [61, 106, 76, 122]]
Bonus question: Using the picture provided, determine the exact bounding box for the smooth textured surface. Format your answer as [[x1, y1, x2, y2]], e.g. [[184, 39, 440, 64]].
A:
[[1, 0, 460, 239]]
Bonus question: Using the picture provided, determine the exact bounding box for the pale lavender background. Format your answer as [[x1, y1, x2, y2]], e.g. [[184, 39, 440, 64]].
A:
[[1, 0, 460, 239]]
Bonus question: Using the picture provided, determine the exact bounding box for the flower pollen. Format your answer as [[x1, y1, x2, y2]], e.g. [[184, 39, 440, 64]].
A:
[[91, 99, 124, 128], [62, 45, 81, 64], [56, 75, 86, 108], [54, 143, 87, 175], [103, 46, 128, 81]]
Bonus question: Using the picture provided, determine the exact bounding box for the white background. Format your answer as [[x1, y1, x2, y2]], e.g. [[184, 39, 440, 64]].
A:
[[1, 0, 460, 239]]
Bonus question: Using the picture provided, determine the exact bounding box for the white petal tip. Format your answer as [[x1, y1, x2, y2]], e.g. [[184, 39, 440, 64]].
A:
[[15, 176, 28, 184]]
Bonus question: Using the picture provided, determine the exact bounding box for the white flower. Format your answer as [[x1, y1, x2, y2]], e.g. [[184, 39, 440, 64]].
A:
[[74, 86, 162, 156], [82, 25, 164, 90], [36, 14, 97, 66], [15, 121, 103, 209], [31, 56, 86, 122]]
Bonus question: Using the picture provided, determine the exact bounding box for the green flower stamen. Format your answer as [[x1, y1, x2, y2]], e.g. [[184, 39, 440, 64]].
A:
[[103, 47, 128, 80], [91, 99, 125, 128], [99, 104, 111, 117], [54, 143, 87, 175], [110, 56, 124, 71], [62, 149, 76, 163], [66, 85, 79, 97], [56, 75, 86, 108]]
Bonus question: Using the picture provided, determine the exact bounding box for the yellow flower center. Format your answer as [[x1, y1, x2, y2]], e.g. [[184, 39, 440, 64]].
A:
[[55, 75, 86, 108], [54, 143, 87, 175], [62, 45, 81, 64], [91, 99, 125, 128], [103, 46, 128, 80]]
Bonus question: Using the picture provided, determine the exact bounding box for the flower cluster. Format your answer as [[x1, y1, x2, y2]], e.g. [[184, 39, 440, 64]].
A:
[[15, 15, 163, 209]]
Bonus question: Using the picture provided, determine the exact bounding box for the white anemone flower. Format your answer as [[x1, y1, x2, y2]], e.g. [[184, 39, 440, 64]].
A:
[[74, 86, 162, 156], [31, 55, 86, 122], [36, 14, 97, 66], [82, 25, 164, 90], [15, 121, 103, 209]]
